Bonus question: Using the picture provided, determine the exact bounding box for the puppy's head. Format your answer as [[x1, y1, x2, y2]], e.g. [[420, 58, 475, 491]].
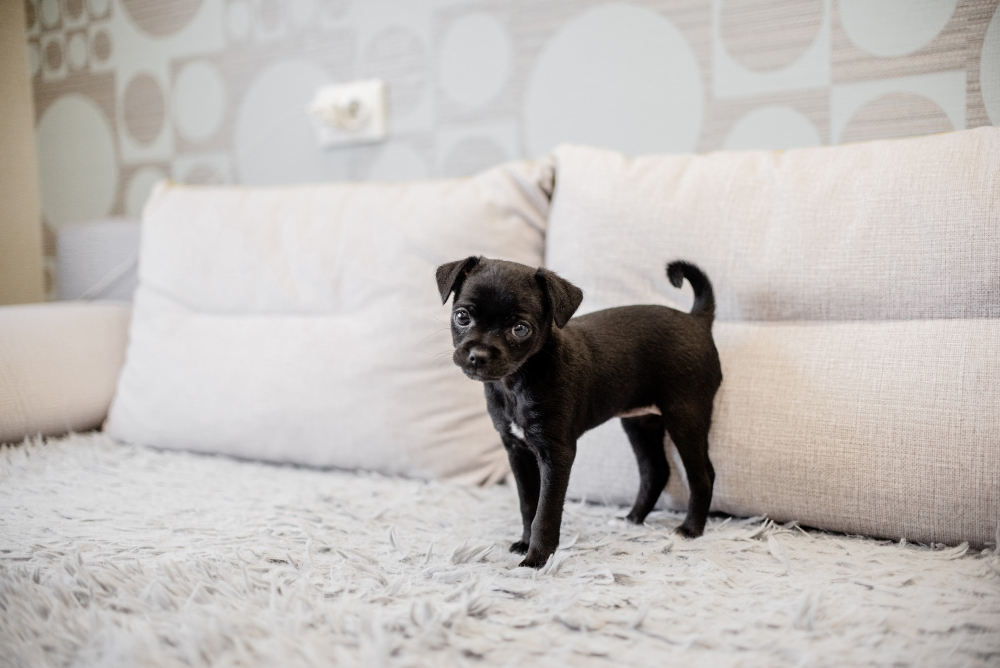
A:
[[435, 256, 583, 381]]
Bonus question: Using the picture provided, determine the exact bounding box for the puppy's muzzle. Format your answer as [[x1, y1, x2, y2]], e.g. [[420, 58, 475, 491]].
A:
[[456, 344, 507, 379], [466, 345, 492, 369]]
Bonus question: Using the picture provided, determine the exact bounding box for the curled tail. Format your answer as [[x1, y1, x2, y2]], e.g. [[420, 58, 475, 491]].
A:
[[667, 261, 715, 322]]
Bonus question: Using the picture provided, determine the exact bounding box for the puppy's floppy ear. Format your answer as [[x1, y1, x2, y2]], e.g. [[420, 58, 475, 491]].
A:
[[435, 256, 480, 305], [535, 268, 583, 328]]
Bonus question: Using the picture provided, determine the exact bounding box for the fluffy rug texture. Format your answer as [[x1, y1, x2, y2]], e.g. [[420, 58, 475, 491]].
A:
[[1, 434, 998, 667]]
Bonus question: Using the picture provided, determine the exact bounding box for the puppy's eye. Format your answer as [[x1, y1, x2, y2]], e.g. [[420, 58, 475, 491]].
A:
[[512, 322, 531, 339], [453, 309, 472, 327]]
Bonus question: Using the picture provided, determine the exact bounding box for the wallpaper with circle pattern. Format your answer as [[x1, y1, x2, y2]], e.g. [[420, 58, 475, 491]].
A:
[[28, 0, 1000, 237]]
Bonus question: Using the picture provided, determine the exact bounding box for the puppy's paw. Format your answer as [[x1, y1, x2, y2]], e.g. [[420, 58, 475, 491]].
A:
[[625, 511, 646, 525], [517, 550, 551, 569], [509, 540, 529, 555], [675, 522, 704, 539]]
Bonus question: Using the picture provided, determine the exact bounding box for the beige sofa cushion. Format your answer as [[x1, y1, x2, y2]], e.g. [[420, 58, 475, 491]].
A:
[[549, 129, 1000, 547], [548, 128, 1000, 322], [108, 159, 554, 484], [0, 302, 130, 443], [568, 319, 1000, 547]]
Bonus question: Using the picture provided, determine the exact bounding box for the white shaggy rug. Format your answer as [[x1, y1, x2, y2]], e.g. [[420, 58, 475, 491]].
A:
[[1, 434, 998, 668]]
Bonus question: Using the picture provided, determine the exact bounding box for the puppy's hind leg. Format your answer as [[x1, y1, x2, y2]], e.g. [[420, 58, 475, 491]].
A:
[[662, 402, 715, 538], [621, 414, 670, 525]]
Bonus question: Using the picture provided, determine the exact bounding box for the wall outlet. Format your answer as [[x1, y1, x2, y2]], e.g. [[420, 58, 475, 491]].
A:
[[306, 79, 388, 148]]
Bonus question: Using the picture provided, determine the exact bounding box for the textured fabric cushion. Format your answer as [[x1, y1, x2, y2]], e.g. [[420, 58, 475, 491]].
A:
[[57, 218, 140, 301], [548, 128, 1000, 322], [550, 129, 1000, 547], [0, 302, 130, 443], [568, 319, 1000, 547], [107, 160, 554, 484]]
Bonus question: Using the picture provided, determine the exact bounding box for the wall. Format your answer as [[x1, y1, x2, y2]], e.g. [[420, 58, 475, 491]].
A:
[[2, 0, 45, 305], [28, 0, 1000, 233]]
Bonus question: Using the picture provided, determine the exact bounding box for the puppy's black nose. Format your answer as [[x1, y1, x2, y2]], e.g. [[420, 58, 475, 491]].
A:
[[467, 346, 491, 368]]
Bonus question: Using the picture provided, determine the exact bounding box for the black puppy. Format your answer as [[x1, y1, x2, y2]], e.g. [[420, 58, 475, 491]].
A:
[[435, 257, 722, 568]]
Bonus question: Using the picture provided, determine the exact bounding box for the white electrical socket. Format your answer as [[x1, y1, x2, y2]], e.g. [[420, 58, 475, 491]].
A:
[[306, 79, 388, 148]]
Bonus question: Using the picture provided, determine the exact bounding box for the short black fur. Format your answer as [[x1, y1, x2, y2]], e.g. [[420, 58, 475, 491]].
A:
[[436, 257, 723, 568]]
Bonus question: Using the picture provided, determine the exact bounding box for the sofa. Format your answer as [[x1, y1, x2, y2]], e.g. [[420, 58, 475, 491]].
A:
[[2, 128, 998, 666]]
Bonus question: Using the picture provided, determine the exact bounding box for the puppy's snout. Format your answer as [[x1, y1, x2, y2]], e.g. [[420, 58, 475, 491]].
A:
[[467, 346, 492, 369]]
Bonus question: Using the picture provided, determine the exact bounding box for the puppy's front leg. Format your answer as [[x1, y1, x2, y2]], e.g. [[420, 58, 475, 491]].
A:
[[520, 440, 576, 569], [503, 437, 540, 555]]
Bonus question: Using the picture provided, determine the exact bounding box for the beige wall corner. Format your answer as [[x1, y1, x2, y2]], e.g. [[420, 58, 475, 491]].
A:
[[0, 0, 44, 305]]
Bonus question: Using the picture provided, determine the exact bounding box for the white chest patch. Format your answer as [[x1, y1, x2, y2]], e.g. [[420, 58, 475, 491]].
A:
[[509, 422, 526, 440], [615, 405, 662, 419]]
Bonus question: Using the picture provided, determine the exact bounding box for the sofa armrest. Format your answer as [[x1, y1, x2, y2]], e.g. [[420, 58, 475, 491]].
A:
[[0, 301, 130, 443]]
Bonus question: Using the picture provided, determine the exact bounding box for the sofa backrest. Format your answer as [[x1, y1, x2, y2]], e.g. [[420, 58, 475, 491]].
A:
[[547, 128, 1000, 321], [549, 128, 1000, 547]]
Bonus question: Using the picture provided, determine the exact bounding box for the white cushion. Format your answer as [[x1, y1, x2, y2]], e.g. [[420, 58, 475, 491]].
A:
[[0, 302, 130, 443], [107, 159, 554, 484], [548, 128, 1000, 321], [549, 129, 1000, 547], [57, 218, 140, 301], [569, 319, 1000, 547]]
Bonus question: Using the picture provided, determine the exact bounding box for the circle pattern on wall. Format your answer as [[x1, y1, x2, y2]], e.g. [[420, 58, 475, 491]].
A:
[[67, 32, 88, 71], [173, 60, 227, 144], [45, 40, 62, 71], [126, 166, 167, 216], [320, 0, 350, 21], [289, 0, 315, 28], [439, 13, 512, 108], [122, 0, 203, 37], [40, 0, 60, 29], [235, 60, 347, 185], [92, 29, 112, 61], [840, 92, 952, 144], [123, 73, 166, 145], [523, 4, 703, 158], [362, 27, 428, 119], [367, 144, 429, 182], [720, 0, 823, 72], [65, 0, 84, 21], [87, 0, 109, 19], [258, 0, 283, 32], [37, 94, 118, 227], [226, 0, 252, 41], [724, 105, 821, 150], [839, 0, 956, 58], [441, 135, 509, 177]]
